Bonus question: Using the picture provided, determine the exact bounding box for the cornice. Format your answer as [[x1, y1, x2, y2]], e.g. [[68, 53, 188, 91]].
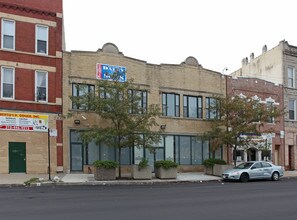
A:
[[284, 46, 297, 57], [0, 2, 56, 17]]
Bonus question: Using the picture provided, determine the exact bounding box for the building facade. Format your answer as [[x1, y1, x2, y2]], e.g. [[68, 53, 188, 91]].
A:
[[0, 0, 63, 174], [63, 43, 227, 174], [232, 40, 297, 170], [226, 76, 285, 166]]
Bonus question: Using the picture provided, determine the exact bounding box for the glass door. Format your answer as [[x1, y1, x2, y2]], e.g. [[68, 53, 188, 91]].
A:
[[71, 144, 83, 171]]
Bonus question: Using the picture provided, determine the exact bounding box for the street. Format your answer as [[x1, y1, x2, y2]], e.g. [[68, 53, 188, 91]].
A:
[[1, 179, 297, 220]]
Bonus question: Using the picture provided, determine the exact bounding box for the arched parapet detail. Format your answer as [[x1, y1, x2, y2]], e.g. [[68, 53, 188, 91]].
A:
[[181, 56, 201, 67], [98, 43, 123, 55]]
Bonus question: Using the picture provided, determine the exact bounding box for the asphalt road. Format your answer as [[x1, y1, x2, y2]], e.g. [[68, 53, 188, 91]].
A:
[[1, 179, 297, 220]]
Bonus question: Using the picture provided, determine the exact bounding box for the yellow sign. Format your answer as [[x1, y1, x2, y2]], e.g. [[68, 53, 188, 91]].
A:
[[0, 112, 48, 132]]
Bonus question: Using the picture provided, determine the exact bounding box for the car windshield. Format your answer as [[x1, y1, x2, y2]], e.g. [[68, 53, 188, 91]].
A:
[[235, 162, 254, 169]]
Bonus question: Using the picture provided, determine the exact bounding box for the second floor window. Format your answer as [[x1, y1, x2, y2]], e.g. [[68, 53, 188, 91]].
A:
[[266, 101, 274, 123], [129, 90, 147, 114], [288, 67, 295, 88], [72, 83, 95, 109], [206, 97, 219, 119], [1, 19, 15, 50], [1, 66, 14, 99], [183, 95, 202, 118], [289, 99, 296, 120], [162, 93, 180, 117], [36, 25, 48, 54], [35, 71, 48, 102]]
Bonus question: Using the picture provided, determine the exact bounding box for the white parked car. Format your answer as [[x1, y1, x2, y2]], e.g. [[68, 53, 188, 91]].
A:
[[222, 161, 284, 182]]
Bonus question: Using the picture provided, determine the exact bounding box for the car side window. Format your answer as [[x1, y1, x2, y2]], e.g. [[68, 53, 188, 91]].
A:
[[261, 162, 272, 168], [251, 162, 261, 169]]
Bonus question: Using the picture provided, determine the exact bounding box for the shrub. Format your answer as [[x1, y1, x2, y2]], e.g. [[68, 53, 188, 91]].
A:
[[154, 160, 178, 169], [24, 177, 40, 186], [93, 160, 118, 169], [203, 158, 226, 168], [138, 158, 149, 170]]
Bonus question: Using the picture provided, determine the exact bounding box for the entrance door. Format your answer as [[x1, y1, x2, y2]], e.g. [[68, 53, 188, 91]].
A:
[[71, 144, 83, 171], [247, 148, 256, 161], [274, 145, 280, 165], [9, 142, 26, 173], [289, 145, 294, 170]]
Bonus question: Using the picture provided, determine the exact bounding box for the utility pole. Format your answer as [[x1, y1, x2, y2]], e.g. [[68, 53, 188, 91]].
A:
[[48, 128, 51, 180]]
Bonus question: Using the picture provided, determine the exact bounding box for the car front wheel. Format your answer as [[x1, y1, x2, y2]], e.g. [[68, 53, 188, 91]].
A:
[[271, 172, 280, 181], [240, 173, 249, 182]]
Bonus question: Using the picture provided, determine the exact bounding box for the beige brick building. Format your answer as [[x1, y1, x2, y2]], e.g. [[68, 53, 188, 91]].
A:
[[62, 43, 227, 173]]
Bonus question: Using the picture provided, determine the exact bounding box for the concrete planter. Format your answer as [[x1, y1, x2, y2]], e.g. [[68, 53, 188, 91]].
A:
[[131, 165, 152, 180], [204, 166, 213, 175], [94, 167, 116, 180], [213, 164, 233, 176], [204, 164, 233, 176], [155, 167, 177, 179]]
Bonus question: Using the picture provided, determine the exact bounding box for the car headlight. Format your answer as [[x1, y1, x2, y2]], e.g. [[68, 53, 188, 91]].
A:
[[230, 172, 240, 175]]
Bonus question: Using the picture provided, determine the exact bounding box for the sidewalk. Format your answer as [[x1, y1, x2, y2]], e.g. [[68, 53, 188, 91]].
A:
[[0, 171, 297, 187]]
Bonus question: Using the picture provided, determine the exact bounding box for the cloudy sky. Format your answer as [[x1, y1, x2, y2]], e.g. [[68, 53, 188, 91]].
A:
[[63, 0, 297, 73]]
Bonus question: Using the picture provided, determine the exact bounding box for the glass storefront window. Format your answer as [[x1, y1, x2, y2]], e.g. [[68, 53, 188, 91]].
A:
[[203, 140, 210, 161], [100, 143, 115, 161], [70, 130, 222, 171], [165, 136, 174, 161], [192, 138, 202, 164], [120, 147, 131, 165], [87, 141, 99, 165], [134, 147, 144, 164], [180, 136, 191, 164]]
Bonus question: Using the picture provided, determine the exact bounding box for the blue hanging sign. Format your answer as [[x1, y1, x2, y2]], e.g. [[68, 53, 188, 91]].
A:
[[96, 63, 126, 82]]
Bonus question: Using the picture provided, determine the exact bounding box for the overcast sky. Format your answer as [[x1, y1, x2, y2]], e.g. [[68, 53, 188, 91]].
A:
[[63, 0, 297, 74]]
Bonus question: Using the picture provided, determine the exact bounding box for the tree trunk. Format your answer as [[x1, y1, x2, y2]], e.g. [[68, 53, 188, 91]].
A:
[[234, 145, 237, 167], [118, 147, 122, 178]]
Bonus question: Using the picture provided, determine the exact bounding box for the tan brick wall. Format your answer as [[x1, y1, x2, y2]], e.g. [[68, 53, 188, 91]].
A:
[[63, 45, 226, 172], [0, 113, 58, 174]]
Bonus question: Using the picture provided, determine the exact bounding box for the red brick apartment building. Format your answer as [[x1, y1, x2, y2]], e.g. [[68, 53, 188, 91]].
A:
[[0, 0, 63, 174], [226, 76, 285, 167]]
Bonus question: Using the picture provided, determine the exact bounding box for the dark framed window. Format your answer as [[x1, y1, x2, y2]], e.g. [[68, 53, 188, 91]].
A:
[[128, 89, 147, 114], [35, 71, 48, 102], [162, 93, 180, 117], [288, 67, 295, 88], [206, 97, 219, 119], [1, 66, 14, 99], [266, 101, 274, 123], [289, 99, 296, 120], [183, 95, 202, 118], [36, 25, 48, 54], [72, 83, 95, 109], [174, 136, 217, 165]]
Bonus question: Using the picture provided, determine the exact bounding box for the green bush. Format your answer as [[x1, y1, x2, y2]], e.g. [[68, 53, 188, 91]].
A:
[[93, 160, 118, 169], [154, 160, 178, 169], [138, 158, 149, 170], [202, 158, 226, 168], [24, 177, 40, 186]]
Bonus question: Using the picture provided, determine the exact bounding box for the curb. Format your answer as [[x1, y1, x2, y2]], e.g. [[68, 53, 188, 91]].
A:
[[1, 175, 296, 188], [0, 178, 223, 188]]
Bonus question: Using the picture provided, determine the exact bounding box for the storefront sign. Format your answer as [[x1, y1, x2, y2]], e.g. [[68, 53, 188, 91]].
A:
[[0, 112, 48, 132], [96, 63, 126, 82]]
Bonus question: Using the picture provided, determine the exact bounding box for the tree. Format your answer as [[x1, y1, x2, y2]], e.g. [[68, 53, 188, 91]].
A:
[[71, 73, 162, 178], [203, 95, 283, 166]]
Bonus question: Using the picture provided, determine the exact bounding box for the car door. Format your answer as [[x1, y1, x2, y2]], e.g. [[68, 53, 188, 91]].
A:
[[261, 162, 273, 178], [249, 162, 264, 179]]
